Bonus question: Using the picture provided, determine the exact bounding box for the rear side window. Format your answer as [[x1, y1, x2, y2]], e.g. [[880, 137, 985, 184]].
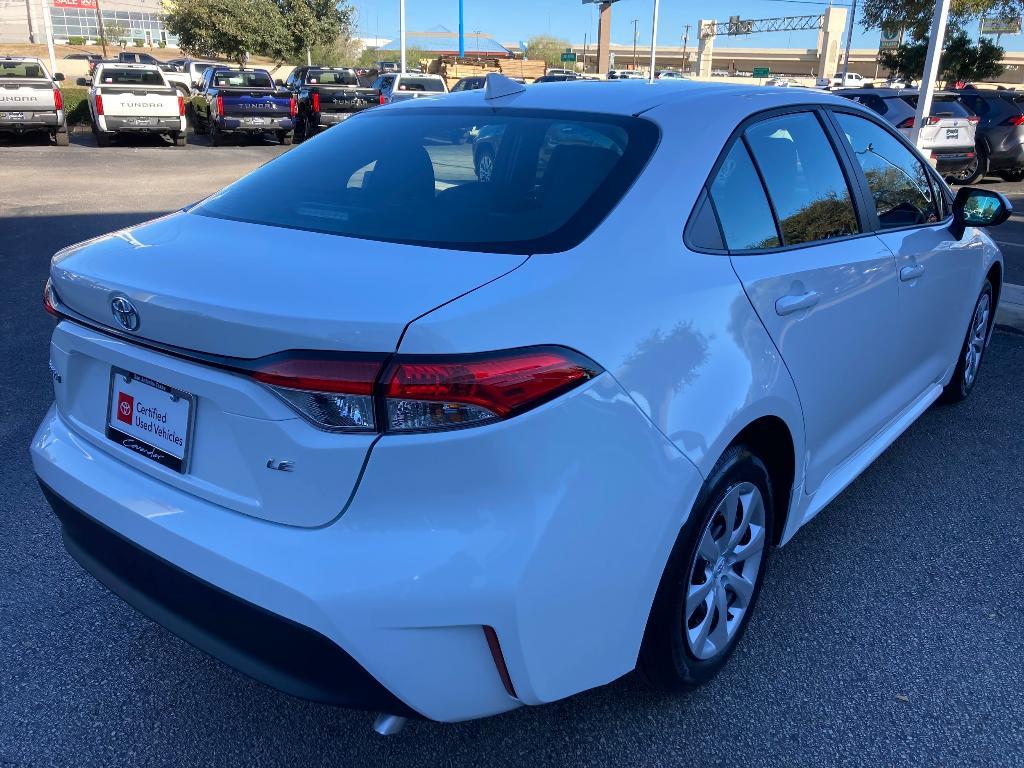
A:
[[834, 112, 939, 228], [194, 108, 659, 254], [708, 141, 779, 250], [744, 112, 860, 245], [101, 69, 164, 86], [960, 95, 991, 116]]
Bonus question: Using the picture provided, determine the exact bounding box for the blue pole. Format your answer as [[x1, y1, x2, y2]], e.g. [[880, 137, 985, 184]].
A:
[[459, 0, 465, 58]]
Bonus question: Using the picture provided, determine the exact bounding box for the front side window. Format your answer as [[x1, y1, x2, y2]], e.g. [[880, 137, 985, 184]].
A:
[[834, 112, 939, 228], [744, 112, 860, 245], [194, 108, 658, 254], [708, 141, 779, 250]]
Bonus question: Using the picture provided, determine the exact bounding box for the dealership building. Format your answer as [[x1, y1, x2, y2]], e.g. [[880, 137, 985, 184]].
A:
[[0, 0, 178, 47]]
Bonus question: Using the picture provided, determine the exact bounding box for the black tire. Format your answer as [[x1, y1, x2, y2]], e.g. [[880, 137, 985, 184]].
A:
[[172, 132, 187, 147], [950, 151, 985, 185], [941, 280, 994, 404], [638, 445, 774, 691], [209, 121, 222, 147], [997, 168, 1024, 182], [294, 115, 308, 142], [53, 128, 69, 146], [278, 130, 293, 146], [94, 127, 111, 147]]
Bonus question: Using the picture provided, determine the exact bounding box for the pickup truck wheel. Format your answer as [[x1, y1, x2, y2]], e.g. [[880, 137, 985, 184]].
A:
[[53, 129, 69, 147], [278, 130, 294, 146], [172, 132, 187, 148], [294, 116, 307, 142], [95, 131, 111, 148], [998, 167, 1024, 182], [209, 122, 222, 147]]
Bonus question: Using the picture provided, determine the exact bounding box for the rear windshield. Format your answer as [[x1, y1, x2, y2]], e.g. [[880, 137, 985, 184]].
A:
[[100, 68, 164, 86], [900, 94, 973, 118], [194, 108, 658, 254], [396, 77, 445, 92], [212, 70, 273, 88], [307, 69, 357, 86], [0, 61, 46, 78]]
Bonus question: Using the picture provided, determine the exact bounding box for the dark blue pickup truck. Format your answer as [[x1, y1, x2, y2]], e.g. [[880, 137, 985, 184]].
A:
[[189, 67, 295, 145]]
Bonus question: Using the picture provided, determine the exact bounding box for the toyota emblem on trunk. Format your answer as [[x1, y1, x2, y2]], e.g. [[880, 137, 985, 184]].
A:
[[111, 296, 140, 331]]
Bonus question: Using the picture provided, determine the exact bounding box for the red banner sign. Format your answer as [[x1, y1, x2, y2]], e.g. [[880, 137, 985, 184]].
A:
[[52, 0, 99, 8]]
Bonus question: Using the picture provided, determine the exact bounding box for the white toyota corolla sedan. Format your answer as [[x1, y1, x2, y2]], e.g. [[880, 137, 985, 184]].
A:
[[32, 75, 1009, 729]]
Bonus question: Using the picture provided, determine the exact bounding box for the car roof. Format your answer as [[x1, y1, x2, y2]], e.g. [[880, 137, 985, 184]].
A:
[[1, 56, 43, 63], [400, 79, 849, 117], [839, 87, 960, 98]]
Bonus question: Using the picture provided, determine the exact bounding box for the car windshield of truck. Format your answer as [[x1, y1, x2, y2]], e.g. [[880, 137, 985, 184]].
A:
[[194, 107, 659, 254], [308, 69, 358, 86], [396, 77, 445, 92], [0, 62, 46, 78], [213, 71, 273, 88], [900, 94, 973, 118], [100, 69, 165, 86]]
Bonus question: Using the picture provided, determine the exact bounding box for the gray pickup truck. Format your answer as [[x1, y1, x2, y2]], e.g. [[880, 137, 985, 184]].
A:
[[0, 56, 68, 146]]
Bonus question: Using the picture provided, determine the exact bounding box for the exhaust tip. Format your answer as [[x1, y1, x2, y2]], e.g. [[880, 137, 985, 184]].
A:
[[372, 713, 407, 736]]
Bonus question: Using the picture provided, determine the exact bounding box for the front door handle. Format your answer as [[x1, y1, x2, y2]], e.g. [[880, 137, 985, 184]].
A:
[[775, 290, 820, 316], [900, 264, 926, 282]]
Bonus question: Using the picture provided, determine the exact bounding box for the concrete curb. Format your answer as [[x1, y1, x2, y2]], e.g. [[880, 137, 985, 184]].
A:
[[996, 282, 1024, 333]]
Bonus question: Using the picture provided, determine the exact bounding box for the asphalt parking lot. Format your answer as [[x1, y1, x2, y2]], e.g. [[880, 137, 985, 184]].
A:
[[2, 139, 1024, 768]]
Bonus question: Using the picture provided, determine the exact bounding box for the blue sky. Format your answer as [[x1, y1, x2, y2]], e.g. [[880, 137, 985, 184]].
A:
[[352, 0, 1024, 52]]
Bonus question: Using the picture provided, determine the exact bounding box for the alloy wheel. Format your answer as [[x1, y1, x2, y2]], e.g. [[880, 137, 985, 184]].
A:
[[685, 482, 767, 660], [964, 292, 991, 388]]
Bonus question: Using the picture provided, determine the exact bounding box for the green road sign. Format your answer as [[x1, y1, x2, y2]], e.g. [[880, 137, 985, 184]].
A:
[[752, 66, 770, 78], [560, 51, 578, 62]]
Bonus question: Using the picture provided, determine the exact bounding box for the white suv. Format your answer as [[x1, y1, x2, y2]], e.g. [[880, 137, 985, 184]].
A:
[[34, 76, 1008, 728]]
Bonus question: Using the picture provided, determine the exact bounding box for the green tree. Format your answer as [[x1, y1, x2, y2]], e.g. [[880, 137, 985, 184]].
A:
[[862, 0, 1022, 42], [525, 34, 572, 68], [273, 0, 354, 61], [164, 0, 287, 65], [879, 31, 1004, 82]]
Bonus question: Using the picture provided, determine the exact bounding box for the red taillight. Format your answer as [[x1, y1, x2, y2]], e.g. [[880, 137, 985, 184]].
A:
[[379, 92, 387, 105], [924, 116, 941, 126], [382, 347, 600, 431], [967, 115, 980, 124], [311, 91, 320, 112], [216, 94, 224, 116], [177, 94, 185, 116], [245, 346, 601, 433], [1003, 114, 1024, 126], [897, 117, 914, 129], [53, 88, 63, 111], [95, 94, 104, 115], [43, 279, 59, 317], [289, 96, 297, 117]]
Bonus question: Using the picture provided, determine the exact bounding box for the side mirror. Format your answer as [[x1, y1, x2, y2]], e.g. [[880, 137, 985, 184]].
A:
[[275, 78, 285, 87], [950, 187, 1013, 240], [192, 81, 202, 90], [76, 77, 90, 87], [53, 72, 65, 82]]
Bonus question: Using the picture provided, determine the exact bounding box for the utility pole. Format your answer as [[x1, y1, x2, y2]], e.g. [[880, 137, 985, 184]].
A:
[[632, 18, 639, 69], [39, 0, 56, 77], [648, 0, 660, 82], [840, 0, 858, 82], [399, 0, 406, 74], [458, 0, 464, 58], [583, 33, 588, 74], [95, 0, 108, 58], [912, 0, 952, 148], [682, 23, 690, 73]]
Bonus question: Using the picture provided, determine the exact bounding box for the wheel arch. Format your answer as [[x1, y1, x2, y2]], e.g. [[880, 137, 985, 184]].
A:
[[987, 260, 1002, 317], [726, 415, 798, 546]]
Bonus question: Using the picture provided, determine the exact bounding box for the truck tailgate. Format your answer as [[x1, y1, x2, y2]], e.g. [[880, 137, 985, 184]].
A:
[[98, 87, 179, 117], [0, 80, 56, 113]]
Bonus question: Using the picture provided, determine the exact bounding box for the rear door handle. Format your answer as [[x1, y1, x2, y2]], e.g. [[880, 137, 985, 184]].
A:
[[775, 291, 820, 316], [900, 264, 926, 282]]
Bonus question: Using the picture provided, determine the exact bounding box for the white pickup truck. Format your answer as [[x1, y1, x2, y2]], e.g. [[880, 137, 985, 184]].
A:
[[86, 63, 186, 147], [0, 56, 68, 146]]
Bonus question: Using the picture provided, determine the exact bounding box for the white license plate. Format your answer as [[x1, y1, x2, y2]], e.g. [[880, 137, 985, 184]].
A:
[[2, 112, 24, 121], [946, 128, 960, 139], [106, 368, 195, 473], [242, 117, 268, 125], [129, 117, 153, 125]]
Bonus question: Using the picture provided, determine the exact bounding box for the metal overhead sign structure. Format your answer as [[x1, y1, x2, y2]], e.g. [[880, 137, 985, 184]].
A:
[[701, 14, 824, 37]]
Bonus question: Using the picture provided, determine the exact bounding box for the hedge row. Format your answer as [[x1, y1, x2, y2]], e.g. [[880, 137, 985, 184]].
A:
[[60, 87, 91, 126]]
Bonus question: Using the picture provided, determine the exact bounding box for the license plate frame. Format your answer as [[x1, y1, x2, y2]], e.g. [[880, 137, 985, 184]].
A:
[[105, 367, 196, 473], [2, 112, 25, 121], [242, 116, 268, 125], [945, 127, 960, 139]]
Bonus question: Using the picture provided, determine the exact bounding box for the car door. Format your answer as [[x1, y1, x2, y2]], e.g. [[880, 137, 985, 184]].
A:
[[828, 108, 978, 401], [717, 109, 904, 493]]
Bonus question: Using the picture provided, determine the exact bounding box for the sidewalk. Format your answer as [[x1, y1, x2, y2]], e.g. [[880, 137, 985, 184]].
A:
[[997, 283, 1024, 332]]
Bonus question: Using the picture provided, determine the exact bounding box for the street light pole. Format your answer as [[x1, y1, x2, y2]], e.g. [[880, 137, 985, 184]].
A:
[[632, 18, 638, 69], [648, 0, 660, 82], [912, 0, 952, 148], [399, 0, 406, 74]]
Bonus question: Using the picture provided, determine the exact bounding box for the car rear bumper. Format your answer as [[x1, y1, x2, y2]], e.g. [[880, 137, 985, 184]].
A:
[[0, 111, 62, 132], [40, 481, 418, 718], [930, 149, 976, 173], [218, 116, 294, 132], [317, 110, 361, 126], [31, 360, 702, 721], [102, 116, 184, 133]]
